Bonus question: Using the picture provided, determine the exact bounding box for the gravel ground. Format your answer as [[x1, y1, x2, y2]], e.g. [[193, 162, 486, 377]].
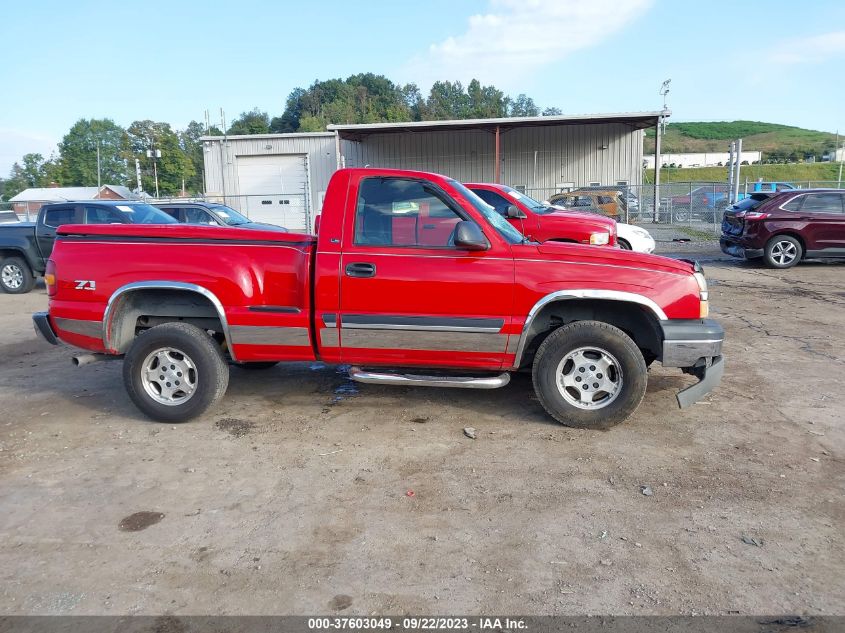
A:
[[0, 252, 843, 616]]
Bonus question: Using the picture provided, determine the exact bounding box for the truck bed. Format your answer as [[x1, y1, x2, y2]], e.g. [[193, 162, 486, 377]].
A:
[[49, 224, 318, 362]]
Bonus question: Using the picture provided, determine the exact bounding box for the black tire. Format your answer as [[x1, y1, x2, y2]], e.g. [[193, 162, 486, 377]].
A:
[[618, 238, 632, 250], [235, 361, 278, 370], [0, 256, 35, 294], [532, 320, 647, 429], [122, 322, 229, 423], [764, 235, 802, 269]]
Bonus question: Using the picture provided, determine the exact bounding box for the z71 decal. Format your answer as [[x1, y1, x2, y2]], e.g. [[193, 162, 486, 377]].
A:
[[74, 280, 96, 291]]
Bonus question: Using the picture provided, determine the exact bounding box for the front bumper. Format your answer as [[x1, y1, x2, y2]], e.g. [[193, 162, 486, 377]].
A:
[[720, 237, 763, 260], [660, 318, 725, 408], [33, 311, 59, 345]]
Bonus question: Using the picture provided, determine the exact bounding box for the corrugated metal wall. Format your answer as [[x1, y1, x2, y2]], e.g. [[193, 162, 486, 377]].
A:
[[202, 133, 337, 222], [340, 123, 644, 200]]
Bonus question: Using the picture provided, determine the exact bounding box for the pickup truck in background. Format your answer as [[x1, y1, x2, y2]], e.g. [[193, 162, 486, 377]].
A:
[[465, 183, 617, 247], [0, 201, 177, 294], [34, 168, 724, 429]]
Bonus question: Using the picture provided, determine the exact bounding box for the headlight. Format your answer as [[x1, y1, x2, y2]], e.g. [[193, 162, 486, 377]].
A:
[[589, 232, 610, 245]]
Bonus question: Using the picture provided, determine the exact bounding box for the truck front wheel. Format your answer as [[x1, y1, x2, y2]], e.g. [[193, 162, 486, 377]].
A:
[[0, 256, 35, 294], [532, 320, 647, 429], [123, 322, 229, 423]]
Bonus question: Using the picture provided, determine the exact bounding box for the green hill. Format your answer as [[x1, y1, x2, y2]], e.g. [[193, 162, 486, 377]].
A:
[[644, 121, 839, 161]]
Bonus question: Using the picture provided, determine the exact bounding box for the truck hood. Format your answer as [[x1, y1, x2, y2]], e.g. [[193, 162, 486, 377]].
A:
[[531, 240, 694, 275], [543, 209, 616, 232]]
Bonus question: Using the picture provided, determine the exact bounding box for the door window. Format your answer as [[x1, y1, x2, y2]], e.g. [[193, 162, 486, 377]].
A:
[[184, 207, 218, 224], [43, 207, 76, 227], [84, 206, 127, 224], [472, 189, 511, 215], [159, 207, 181, 220], [354, 178, 464, 248], [801, 193, 845, 214]]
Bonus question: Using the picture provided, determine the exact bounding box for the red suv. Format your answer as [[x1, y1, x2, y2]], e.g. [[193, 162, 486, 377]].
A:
[[720, 189, 845, 268]]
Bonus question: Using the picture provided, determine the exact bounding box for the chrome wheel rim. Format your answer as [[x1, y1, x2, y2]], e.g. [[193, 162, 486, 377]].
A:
[[141, 347, 198, 406], [771, 241, 798, 265], [1, 264, 23, 289], [556, 346, 623, 410]]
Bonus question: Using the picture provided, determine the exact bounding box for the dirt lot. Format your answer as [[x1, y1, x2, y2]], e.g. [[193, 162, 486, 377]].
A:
[[0, 254, 843, 616]]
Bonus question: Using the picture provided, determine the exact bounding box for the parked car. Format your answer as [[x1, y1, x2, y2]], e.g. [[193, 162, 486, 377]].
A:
[[615, 223, 655, 253], [154, 201, 288, 231], [34, 167, 723, 429], [465, 183, 617, 246], [547, 190, 625, 219], [720, 189, 845, 268], [0, 201, 176, 294], [569, 185, 640, 214], [670, 185, 731, 222]]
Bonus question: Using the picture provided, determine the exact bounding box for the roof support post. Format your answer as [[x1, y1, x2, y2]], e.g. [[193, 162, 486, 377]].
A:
[[653, 116, 662, 222], [494, 125, 501, 183]]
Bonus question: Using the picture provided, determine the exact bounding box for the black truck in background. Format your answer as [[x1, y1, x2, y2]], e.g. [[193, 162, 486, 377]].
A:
[[0, 201, 178, 294]]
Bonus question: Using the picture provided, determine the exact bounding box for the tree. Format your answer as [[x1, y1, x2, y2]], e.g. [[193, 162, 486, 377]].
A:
[[542, 107, 563, 116], [227, 108, 270, 135], [126, 120, 194, 196], [2, 153, 61, 199], [509, 94, 539, 117], [58, 118, 128, 186], [270, 88, 306, 133], [179, 121, 209, 194]]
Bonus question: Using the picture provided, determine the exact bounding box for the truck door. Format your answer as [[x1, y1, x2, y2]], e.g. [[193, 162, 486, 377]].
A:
[[337, 175, 515, 370], [37, 205, 80, 259]]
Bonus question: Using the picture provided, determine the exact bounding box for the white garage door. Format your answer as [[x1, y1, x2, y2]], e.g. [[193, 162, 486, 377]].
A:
[[236, 155, 308, 231]]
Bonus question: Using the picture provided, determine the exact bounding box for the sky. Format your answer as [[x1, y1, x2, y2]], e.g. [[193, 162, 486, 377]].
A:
[[2, 0, 845, 175]]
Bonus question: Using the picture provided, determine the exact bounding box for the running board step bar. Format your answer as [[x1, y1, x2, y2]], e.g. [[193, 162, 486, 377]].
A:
[[348, 366, 510, 390]]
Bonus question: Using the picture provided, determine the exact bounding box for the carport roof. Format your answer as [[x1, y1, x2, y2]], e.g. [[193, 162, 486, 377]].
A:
[[328, 111, 668, 141]]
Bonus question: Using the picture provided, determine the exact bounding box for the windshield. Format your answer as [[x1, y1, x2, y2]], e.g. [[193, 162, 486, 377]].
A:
[[209, 204, 252, 226], [117, 204, 178, 224], [449, 180, 526, 245]]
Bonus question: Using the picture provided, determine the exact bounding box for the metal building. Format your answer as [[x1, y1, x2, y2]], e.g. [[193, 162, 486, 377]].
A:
[[201, 132, 336, 232], [331, 112, 663, 201], [202, 112, 664, 232]]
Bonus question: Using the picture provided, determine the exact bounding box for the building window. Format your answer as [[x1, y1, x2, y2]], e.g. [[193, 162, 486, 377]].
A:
[[588, 181, 601, 187], [616, 180, 628, 186], [514, 185, 526, 194]]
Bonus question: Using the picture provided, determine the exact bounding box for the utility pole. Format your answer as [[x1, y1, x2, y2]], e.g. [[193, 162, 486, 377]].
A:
[[135, 159, 142, 195], [733, 138, 743, 204], [836, 130, 843, 187], [654, 79, 671, 222], [146, 142, 161, 198]]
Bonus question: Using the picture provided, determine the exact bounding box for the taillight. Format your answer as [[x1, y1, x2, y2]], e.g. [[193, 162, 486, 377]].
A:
[[739, 211, 770, 220], [45, 260, 57, 296]]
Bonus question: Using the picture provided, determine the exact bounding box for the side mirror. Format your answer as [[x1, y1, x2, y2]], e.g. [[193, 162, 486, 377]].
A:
[[313, 214, 321, 234], [453, 221, 490, 251], [505, 205, 527, 219]]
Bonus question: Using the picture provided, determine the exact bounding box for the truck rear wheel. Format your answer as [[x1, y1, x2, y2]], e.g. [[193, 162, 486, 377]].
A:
[[532, 320, 647, 429], [0, 256, 35, 294], [123, 322, 229, 423]]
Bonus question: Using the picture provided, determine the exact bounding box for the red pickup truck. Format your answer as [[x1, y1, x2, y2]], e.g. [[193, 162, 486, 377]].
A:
[[33, 168, 724, 429]]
